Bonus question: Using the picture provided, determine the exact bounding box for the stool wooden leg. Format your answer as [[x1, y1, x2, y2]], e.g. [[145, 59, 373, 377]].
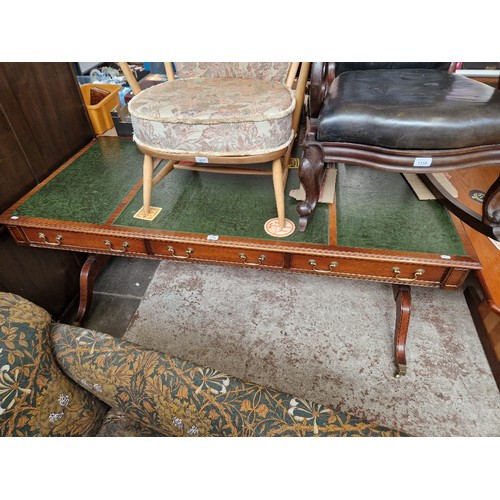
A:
[[152, 160, 175, 186], [282, 158, 289, 186], [143, 154, 154, 215], [272, 158, 286, 228]]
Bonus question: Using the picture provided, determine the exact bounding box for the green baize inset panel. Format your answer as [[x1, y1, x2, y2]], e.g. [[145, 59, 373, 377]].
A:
[[12, 139, 144, 225], [11, 136, 328, 244], [336, 164, 467, 256], [112, 166, 330, 244]]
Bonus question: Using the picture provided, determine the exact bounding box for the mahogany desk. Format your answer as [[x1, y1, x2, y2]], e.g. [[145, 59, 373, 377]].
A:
[[0, 137, 481, 377]]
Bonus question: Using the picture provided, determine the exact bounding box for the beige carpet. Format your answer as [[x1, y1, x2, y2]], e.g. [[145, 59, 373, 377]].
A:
[[124, 260, 500, 437]]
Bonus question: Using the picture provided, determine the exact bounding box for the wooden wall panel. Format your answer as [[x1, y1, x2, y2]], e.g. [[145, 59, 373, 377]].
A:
[[0, 62, 94, 182], [0, 104, 37, 213], [0, 62, 94, 319]]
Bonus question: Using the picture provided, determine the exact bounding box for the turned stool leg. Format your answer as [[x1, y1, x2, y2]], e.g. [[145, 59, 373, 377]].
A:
[[272, 158, 286, 228], [142, 154, 154, 215]]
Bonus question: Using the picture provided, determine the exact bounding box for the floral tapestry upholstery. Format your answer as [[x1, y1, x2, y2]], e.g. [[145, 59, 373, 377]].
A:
[[174, 62, 292, 84], [0, 293, 108, 437], [96, 408, 164, 437], [128, 76, 295, 157], [51, 323, 408, 437]]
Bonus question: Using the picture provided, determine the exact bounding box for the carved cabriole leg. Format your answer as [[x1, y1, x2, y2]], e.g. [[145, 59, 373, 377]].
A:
[[393, 284, 412, 377], [72, 254, 112, 326], [483, 173, 500, 241], [296, 143, 326, 232]]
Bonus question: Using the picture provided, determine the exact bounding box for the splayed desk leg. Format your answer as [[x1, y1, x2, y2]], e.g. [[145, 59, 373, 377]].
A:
[[72, 254, 111, 326], [393, 284, 411, 377]]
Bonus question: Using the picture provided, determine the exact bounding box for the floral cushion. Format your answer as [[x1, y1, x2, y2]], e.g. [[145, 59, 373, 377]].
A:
[[0, 293, 108, 436], [51, 323, 408, 437], [174, 62, 292, 84], [128, 77, 295, 156], [96, 408, 164, 437]]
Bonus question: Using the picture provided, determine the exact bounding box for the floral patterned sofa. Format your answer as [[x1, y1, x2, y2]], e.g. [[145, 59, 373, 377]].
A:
[[0, 292, 408, 437]]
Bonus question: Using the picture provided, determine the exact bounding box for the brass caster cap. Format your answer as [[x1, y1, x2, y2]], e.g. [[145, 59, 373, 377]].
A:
[[395, 364, 407, 378]]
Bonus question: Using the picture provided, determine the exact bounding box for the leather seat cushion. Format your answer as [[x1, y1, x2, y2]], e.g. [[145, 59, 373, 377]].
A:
[[128, 77, 295, 156], [317, 69, 500, 149]]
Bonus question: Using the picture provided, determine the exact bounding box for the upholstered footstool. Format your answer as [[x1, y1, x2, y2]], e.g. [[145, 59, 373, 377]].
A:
[[129, 78, 295, 157], [123, 62, 305, 234]]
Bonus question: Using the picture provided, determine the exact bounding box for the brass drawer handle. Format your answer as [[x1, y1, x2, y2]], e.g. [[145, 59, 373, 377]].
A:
[[104, 240, 129, 253], [38, 232, 63, 246], [308, 259, 338, 273], [167, 246, 193, 259], [239, 253, 266, 266], [391, 267, 425, 282]]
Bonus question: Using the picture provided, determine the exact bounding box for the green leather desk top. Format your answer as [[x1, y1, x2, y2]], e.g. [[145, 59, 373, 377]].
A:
[[10, 137, 467, 256]]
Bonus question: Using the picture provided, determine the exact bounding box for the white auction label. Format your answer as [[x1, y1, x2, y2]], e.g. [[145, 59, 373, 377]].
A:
[[413, 157, 433, 167]]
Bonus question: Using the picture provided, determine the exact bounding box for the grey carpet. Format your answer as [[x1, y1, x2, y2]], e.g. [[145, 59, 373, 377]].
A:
[[124, 260, 500, 437]]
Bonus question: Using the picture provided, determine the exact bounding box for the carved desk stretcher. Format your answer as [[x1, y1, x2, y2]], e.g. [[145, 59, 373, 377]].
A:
[[0, 137, 481, 377]]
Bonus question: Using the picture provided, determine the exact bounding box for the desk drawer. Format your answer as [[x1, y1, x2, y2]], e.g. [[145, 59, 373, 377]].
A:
[[291, 254, 446, 285], [23, 228, 148, 255], [150, 240, 285, 268]]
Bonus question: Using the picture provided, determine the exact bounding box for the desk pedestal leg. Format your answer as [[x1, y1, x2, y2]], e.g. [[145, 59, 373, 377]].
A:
[[72, 254, 111, 326], [393, 284, 411, 377]]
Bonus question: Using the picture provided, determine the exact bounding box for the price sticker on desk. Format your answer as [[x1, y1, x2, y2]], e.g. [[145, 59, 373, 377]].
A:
[[413, 157, 433, 167]]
